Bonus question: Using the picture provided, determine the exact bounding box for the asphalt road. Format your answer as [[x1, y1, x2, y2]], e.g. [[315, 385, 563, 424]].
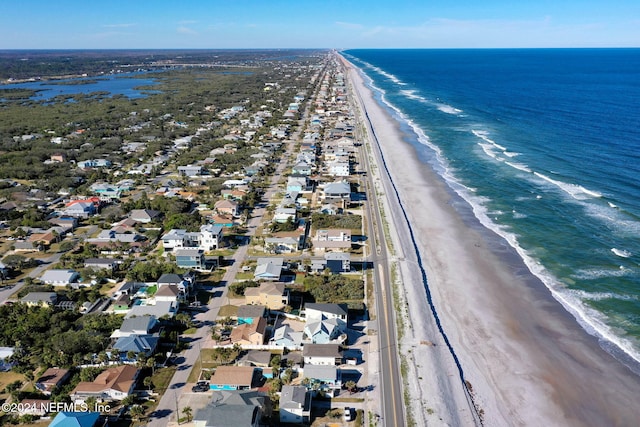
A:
[[349, 62, 406, 426]]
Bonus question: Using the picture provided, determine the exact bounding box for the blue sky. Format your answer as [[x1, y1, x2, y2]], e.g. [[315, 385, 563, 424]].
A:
[[2, 0, 638, 49]]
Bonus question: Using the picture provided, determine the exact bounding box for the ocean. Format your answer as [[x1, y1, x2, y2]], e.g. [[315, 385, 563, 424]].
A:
[[343, 48, 640, 370]]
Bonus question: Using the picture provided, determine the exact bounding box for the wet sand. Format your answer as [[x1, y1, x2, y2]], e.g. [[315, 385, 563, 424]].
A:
[[340, 53, 640, 426]]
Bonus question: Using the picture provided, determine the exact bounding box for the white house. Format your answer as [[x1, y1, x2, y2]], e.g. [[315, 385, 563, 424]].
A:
[[161, 224, 223, 252], [303, 344, 343, 366], [39, 269, 80, 286]]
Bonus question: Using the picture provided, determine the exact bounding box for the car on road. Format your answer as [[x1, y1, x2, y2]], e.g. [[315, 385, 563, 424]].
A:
[[191, 381, 209, 392]]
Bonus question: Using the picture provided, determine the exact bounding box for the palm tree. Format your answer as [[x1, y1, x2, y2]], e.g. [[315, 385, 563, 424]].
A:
[[146, 356, 156, 374], [182, 406, 193, 422], [143, 376, 154, 391], [130, 404, 145, 421], [345, 380, 358, 394]]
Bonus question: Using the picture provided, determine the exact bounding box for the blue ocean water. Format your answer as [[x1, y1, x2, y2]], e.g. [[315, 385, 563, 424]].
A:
[[344, 49, 640, 365]]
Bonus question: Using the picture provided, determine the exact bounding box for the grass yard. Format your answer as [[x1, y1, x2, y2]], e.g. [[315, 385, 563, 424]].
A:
[[217, 304, 238, 317]]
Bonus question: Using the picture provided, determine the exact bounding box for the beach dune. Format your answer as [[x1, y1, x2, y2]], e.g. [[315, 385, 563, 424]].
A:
[[341, 52, 640, 426]]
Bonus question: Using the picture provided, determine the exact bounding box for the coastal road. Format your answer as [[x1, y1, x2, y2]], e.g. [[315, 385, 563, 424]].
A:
[[344, 55, 406, 427]]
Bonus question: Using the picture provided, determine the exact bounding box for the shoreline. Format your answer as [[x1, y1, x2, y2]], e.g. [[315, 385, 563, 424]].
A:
[[341, 53, 640, 426]]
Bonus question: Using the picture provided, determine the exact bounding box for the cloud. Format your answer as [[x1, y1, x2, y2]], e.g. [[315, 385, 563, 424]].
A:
[[179, 20, 198, 25], [177, 26, 197, 35]]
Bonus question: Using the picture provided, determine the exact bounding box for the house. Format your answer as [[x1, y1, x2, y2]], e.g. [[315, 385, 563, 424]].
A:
[[292, 162, 313, 176], [84, 258, 121, 272], [304, 303, 348, 324], [311, 252, 351, 274], [49, 412, 101, 427], [177, 165, 203, 177], [161, 225, 223, 252], [16, 398, 50, 416], [21, 292, 58, 307], [230, 317, 267, 346], [236, 305, 267, 324], [40, 269, 80, 286], [326, 252, 351, 273], [302, 365, 342, 397], [113, 335, 159, 360], [273, 207, 296, 224], [129, 209, 162, 223], [327, 160, 350, 177], [279, 385, 311, 424], [193, 390, 268, 427], [70, 365, 139, 403], [114, 281, 145, 297], [209, 366, 259, 391], [215, 199, 240, 217], [111, 315, 158, 338], [154, 284, 183, 303], [13, 241, 38, 252], [63, 201, 96, 218], [89, 183, 122, 199], [157, 271, 195, 294], [36, 367, 71, 395], [270, 325, 303, 349], [303, 344, 343, 366], [286, 176, 308, 193], [174, 248, 206, 270], [209, 214, 235, 228], [124, 301, 178, 319], [264, 236, 299, 254], [312, 228, 352, 252], [245, 282, 289, 309], [238, 350, 273, 368], [304, 318, 345, 344], [161, 229, 187, 251], [112, 294, 131, 312], [77, 159, 111, 169], [320, 181, 351, 206], [254, 258, 284, 281], [199, 224, 224, 250]]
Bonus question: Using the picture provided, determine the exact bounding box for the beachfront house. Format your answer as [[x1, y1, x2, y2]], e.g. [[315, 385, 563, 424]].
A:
[[303, 344, 343, 366]]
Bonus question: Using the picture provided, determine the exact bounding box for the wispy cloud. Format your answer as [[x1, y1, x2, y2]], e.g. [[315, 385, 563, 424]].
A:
[[179, 20, 198, 25], [177, 26, 197, 35]]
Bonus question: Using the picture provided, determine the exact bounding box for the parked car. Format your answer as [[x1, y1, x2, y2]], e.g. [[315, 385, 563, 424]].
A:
[[192, 381, 209, 392], [343, 407, 354, 422]]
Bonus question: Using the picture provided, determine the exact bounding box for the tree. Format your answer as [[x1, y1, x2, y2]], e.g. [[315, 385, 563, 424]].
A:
[[146, 356, 156, 375], [345, 380, 358, 394], [130, 404, 145, 421], [182, 406, 193, 422], [143, 376, 154, 391]]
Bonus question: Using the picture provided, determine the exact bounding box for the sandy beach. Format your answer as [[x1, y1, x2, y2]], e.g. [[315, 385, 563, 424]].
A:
[[341, 53, 640, 426]]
